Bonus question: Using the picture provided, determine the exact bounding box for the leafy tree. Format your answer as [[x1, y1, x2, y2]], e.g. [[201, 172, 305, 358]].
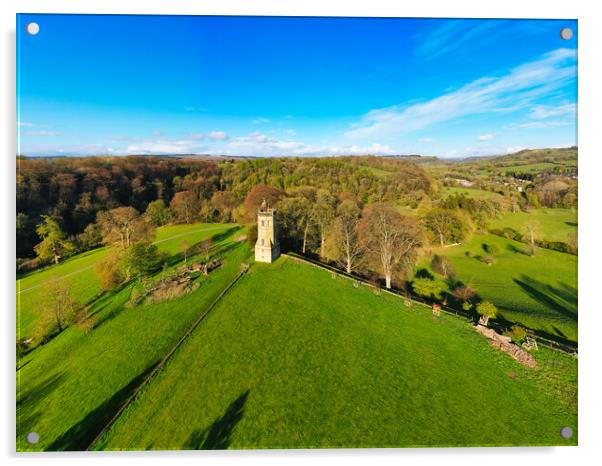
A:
[[122, 242, 166, 279], [243, 184, 283, 221], [476, 301, 498, 326], [423, 208, 472, 247], [211, 191, 239, 222], [359, 204, 422, 289], [278, 195, 315, 254], [76, 222, 103, 251], [412, 277, 445, 301], [97, 207, 155, 249], [145, 199, 172, 226], [170, 191, 200, 224], [34, 215, 75, 264], [95, 250, 126, 291]]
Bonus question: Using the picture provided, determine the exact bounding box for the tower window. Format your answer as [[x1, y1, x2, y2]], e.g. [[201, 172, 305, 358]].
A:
[[261, 238, 265, 246], [261, 220, 264, 226]]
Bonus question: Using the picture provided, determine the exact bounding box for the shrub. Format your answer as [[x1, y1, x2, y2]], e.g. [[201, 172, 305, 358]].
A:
[[510, 325, 527, 344], [477, 255, 494, 265], [482, 243, 500, 255], [412, 278, 445, 301]]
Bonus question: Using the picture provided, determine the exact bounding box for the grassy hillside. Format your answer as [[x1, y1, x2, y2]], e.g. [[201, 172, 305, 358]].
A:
[[17, 227, 250, 451], [98, 257, 577, 450], [489, 208, 577, 243], [17, 223, 235, 340], [425, 232, 577, 342]]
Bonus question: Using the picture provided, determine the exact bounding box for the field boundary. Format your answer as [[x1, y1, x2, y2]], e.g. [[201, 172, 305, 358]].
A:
[[284, 252, 578, 354], [86, 265, 249, 450]]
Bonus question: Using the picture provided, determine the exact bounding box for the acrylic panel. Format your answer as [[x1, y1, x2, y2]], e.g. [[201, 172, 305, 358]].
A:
[[16, 14, 578, 451]]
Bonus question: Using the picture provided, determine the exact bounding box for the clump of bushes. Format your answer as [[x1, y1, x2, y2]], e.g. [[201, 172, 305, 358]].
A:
[[476, 255, 494, 265], [482, 243, 500, 255]]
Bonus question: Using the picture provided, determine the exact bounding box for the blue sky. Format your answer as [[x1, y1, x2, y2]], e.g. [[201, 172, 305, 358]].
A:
[[17, 15, 577, 158]]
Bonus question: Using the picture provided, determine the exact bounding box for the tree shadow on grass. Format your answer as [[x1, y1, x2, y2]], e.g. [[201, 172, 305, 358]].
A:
[[184, 390, 250, 450], [513, 275, 578, 323], [45, 362, 158, 451], [17, 372, 65, 438], [506, 243, 529, 255]]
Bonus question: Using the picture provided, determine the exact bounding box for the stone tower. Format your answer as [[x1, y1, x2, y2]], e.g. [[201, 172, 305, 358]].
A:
[[255, 201, 280, 263]]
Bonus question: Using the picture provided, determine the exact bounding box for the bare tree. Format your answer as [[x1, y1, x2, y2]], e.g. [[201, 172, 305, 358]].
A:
[[521, 220, 542, 256], [359, 204, 422, 289], [36, 279, 81, 340], [326, 200, 364, 273], [311, 189, 337, 258]]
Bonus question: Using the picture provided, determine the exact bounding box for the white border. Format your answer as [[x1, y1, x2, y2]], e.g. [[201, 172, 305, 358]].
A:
[[3, 1, 601, 465]]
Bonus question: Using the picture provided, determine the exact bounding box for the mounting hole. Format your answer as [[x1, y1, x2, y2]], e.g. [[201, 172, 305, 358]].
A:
[[26, 431, 39, 444], [560, 28, 573, 40], [560, 426, 573, 439], [26, 22, 40, 36]]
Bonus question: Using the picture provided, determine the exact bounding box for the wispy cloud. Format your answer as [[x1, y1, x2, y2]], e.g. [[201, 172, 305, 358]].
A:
[[416, 20, 502, 60], [208, 131, 229, 140], [22, 130, 60, 137], [530, 103, 576, 119], [345, 48, 577, 142], [252, 117, 270, 124], [418, 137, 434, 143], [477, 134, 494, 142]]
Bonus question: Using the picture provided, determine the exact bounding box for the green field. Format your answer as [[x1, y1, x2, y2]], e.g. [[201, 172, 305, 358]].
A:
[[426, 232, 577, 342], [489, 208, 577, 243], [442, 186, 502, 200], [96, 257, 576, 449], [17, 224, 249, 451], [17, 223, 236, 340]]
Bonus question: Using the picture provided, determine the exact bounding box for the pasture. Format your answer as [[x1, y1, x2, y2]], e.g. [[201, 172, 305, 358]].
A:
[[17, 223, 236, 340], [17, 224, 249, 451], [97, 257, 576, 450], [426, 232, 577, 342]]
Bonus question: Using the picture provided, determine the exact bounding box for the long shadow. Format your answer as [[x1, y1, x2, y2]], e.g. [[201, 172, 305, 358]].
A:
[[184, 390, 250, 450], [506, 243, 529, 255], [513, 274, 578, 323], [17, 372, 66, 438], [45, 363, 158, 451]]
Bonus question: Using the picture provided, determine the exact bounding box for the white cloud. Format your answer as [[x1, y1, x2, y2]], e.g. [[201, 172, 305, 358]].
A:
[[152, 130, 163, 137], [477, 134, 494, 141], [22, 130, 60, 137], [506, 121, 570, 130], [418, 137, 434, 143], [252, 117, 270, 124], [208, 131, 229, 140], [345, 48, 577, 142], [188, 133, 205, 140], [530, 103, 576, 119], [17, 122, 46, 128]]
